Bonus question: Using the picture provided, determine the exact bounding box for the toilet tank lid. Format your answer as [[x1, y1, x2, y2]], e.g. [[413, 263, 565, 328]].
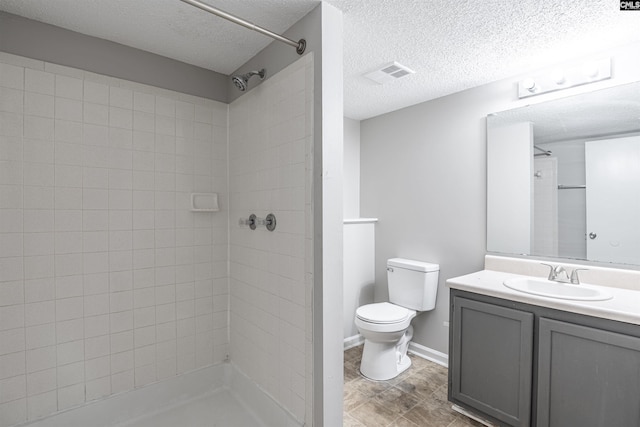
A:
[[387, 258, 439, 272]]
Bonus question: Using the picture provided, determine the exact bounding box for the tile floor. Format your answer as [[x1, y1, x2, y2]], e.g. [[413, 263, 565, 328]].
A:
[[344, 345, 483, 427]]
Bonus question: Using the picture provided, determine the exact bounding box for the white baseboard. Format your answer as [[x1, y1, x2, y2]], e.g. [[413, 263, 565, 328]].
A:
[[343, 334, 365, 350], [408, 342, 449, 368]]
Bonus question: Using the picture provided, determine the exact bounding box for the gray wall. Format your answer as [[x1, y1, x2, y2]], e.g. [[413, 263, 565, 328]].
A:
[[0, 11, 228, 102], [360, 82, 513, 355]]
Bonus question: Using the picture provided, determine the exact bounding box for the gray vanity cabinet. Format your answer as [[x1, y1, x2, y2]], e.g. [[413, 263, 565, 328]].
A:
[[537, 318, 640, 427], [450, 289, 640, 427], [449, 296, 533, 427]]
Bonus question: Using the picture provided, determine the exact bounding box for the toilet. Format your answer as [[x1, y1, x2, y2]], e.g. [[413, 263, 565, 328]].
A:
[[355, 258, 439, 380]]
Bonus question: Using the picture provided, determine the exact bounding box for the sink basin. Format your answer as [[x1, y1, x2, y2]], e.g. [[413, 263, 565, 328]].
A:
[[503, 277, 612, 301]]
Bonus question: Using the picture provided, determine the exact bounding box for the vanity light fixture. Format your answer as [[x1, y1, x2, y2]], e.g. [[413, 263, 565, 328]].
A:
[[518, 57, 611, 99]]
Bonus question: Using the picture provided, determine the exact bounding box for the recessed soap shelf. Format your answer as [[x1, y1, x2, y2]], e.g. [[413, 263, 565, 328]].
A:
[[190, 193, 219, 212]]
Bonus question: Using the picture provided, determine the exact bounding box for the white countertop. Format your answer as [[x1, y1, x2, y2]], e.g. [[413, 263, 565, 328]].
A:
[[447, 270, 640, 326]]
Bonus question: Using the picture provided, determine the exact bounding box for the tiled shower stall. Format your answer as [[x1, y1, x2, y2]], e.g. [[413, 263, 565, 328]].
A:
[[0, 51, 313, 427]]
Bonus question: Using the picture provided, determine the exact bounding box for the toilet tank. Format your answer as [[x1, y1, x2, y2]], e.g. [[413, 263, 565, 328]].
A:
[[387, 258, 439, 311]]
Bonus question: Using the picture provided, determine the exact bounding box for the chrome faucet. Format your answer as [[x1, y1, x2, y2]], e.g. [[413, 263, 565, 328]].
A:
[[542, 264, 571, 283], [542, 264, 588, 284], [570, 268, 588, 285]]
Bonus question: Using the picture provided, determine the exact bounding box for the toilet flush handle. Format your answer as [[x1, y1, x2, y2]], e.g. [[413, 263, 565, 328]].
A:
[[387, 267, 394, 272]]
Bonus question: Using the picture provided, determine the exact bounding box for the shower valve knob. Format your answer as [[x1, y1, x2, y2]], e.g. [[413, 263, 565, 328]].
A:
[[265, 213, 276, 231], [239, 214, 258, 230]]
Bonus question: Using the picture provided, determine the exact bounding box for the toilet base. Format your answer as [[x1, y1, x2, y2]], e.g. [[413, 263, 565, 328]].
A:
[[359, 339, 412, 381], [397, 350, 411, 373]]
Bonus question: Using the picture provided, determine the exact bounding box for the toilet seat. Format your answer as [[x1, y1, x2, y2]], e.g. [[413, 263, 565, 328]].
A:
[[356, 302, 411, 324]]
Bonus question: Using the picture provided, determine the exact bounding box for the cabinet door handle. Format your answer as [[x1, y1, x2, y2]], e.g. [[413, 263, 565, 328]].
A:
[[589, 232, 597, 240]]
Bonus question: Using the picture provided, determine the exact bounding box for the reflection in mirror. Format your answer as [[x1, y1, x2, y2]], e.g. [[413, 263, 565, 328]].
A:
[[487, 81, 640, 266]]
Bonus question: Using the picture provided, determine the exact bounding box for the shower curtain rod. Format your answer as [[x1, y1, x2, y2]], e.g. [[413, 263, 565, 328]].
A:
[[179, 0, 306, 55], [534, 145, 552, 157]]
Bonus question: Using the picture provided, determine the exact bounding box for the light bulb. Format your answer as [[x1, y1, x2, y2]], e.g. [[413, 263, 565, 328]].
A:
[[582, 62, 599, 78], [552, 70, 566, 85], [522, 78, 536, 92]]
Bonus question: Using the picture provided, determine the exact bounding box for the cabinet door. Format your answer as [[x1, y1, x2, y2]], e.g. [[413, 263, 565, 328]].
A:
[[450, 297, 533, 426], [537, 318, 640, 427]]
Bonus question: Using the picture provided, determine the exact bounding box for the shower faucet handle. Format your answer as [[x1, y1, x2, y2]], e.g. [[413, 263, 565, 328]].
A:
[[238, 214, 258, 230], [265, 213, 276, 231], [238, 213, 275, 231]]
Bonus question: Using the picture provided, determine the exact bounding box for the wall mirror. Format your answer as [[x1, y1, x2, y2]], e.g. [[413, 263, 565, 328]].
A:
[[487, 81, 640, 266]]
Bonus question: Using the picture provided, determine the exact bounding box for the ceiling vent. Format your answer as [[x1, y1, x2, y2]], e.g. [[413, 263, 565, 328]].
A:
[[364, 61, 416, 85]]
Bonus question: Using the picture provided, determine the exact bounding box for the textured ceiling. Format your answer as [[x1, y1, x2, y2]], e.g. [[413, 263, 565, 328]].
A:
[[1, 0, 639, 120], [327, 0, 640, 119]]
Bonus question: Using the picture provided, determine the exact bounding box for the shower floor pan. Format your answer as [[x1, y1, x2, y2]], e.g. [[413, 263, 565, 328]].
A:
[[116, 389, 265, 427], [18, 363, 297, 427]]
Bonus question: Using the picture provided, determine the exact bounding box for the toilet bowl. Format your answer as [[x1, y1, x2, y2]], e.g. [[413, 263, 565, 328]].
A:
[[354, 258, 439, 381]]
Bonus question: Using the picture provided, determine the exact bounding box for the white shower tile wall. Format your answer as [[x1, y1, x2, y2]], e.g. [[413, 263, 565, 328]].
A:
[[228, 55, 313, 424], [0, 52, 229, 427]]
